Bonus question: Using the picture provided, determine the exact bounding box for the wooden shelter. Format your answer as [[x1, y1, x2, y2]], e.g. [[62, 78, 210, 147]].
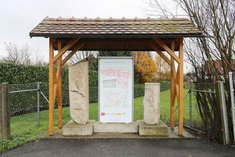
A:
[[30, 17, 202, 136]]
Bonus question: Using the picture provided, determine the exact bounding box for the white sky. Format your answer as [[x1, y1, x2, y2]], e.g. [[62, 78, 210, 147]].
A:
[[0, 0, 191, 70]]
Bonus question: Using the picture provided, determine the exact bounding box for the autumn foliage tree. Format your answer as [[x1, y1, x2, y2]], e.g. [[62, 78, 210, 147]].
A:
[[133, 51, 157, 83]]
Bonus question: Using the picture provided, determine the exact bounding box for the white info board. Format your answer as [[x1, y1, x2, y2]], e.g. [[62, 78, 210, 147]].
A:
[[98, 57, 134, 123]]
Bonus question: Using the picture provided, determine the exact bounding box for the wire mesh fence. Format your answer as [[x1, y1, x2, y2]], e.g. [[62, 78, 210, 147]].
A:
[[185, 82, 218, 133], [8, 81, 219, 133], [184, 81, 231, 145], [8, 82, 170, 117]]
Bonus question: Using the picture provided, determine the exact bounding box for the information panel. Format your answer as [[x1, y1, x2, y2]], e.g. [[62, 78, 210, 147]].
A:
[[98, 57, 133, 123]]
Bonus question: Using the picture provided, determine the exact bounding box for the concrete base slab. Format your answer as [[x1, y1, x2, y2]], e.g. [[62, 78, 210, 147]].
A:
[[138, 120, 169, 137], [173, 127, 194, 138], [45, 120, 193, 139], [94, 122, 138, 133], [63, 120, 95, 136]]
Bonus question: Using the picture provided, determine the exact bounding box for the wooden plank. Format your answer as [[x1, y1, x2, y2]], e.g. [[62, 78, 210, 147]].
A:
[[53, 38, 79, 63], [178, 38, 184, 136], [150, 43, 171, 65], [61, 42, 85, 66], [154, 39, 180, 63], [57, 40, 63, 129], [48, 38, 55, 136]]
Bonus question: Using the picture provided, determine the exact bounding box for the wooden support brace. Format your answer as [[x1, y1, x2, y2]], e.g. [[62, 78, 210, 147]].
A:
[[153, 39, 180, 63], [53, 38, 80, 63], [150, 43, 171, 65], [61, 42, 85, 66]]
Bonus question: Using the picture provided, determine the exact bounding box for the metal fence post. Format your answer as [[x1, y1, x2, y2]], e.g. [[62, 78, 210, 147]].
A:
[[229, 72, 235, 143], [0, 83, 10, 140], [219, 81, 230, 144], [189, 82, 192, 127], [37, 82, 40, 127]]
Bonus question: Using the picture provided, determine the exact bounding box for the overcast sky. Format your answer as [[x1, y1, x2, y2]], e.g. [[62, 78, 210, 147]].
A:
[[0, 0, 182, 62]]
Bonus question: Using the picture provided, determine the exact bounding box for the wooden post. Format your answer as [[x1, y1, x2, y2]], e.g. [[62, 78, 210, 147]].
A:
[[178, 38, 184, 136], [170, 41, 175, 129], [49, 38, 55, 135], [57, 40, 63, 129], [0, 83, 10, 140]]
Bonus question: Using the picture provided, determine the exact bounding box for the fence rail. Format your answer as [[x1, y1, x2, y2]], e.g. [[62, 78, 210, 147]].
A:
[[9, 82, 48, 127]]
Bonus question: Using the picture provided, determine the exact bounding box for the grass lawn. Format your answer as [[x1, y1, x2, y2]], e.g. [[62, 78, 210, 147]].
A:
[[1, 89, 201, 152]]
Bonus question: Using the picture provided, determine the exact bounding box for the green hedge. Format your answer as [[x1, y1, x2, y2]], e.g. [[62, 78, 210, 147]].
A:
[[0, 63, 170, 115], [0, 63, 68, 84], [0, 63, 145, 115]]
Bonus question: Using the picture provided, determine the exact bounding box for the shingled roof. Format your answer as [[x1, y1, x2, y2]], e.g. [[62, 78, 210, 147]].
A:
[[30, 17, 202, 38]]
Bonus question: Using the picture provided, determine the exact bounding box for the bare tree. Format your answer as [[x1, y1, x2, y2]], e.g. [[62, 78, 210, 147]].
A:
[[4, 43, 32, 65], [3, 43, 48, 66], [147, 0, 235, 143], [179, 0, 235, 79]]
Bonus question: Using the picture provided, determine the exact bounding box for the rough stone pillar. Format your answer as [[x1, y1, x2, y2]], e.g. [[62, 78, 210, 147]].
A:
[[69, 60, 89, 124], [143, 83, 160, 125]]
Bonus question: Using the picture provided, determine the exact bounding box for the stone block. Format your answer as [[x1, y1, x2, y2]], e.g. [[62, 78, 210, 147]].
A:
[[94, 122, 138, 133], [144, 83, 160, 125], [138, 120, 169, 137], [69, 60, 89, 124], [63, 120, 94, 136]]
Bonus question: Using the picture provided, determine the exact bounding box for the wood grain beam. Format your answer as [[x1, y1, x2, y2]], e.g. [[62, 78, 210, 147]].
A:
[[61, 42, 85, 66], [53, 38, 79, 63], [178, 38, 184, 136], [153, 38, 180, 63], [170, 40, 176, 129], [48, 38, 55, 136], [57, 40, 63, 129], [150, 43, 171, 65]]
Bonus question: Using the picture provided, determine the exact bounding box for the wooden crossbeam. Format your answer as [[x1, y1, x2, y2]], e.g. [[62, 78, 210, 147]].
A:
[[153, 39, 180, 63], [150, 43, 171, 65], [61, 42, 85, 66], [53, 38, 79, 63], [48, 38, 55, 136]]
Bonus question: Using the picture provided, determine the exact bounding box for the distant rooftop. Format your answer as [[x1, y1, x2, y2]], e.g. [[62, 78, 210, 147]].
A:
[[30, 17, 202, 38]]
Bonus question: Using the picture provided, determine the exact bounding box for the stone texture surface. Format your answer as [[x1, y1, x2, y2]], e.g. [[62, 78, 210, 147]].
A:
[[69, 60, 89, 125], [63, 120, 94, 136], [94, 122, 138, 133], [138, 120, 169, 136], [143, 83, 160, 125]]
